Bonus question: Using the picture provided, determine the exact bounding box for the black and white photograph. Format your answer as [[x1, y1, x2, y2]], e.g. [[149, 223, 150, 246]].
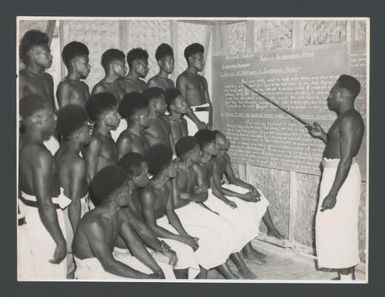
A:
[[16, 17, 369, 283]]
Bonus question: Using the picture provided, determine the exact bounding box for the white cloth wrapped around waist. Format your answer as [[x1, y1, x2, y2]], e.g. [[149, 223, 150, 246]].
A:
[[113, 247, 175, 279], [205, 188, 265, 253], [221, 184, 269, 233], [174, 202, 234, 269], [18, 191, 67, 280], [156, 216, 200, 279], [316, 158, 361, 269], [20, 189, 72, 209], [185, 103, 210, 136]]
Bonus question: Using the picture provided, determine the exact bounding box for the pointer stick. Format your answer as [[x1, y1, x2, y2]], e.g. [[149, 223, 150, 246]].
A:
[[243, 83, 311, 127]]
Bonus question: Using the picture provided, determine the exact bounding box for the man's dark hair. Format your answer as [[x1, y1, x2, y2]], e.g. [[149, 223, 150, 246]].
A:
[[119, 152, 145, 179], [118, 92, 147, 120], [144, 144, 173, 176], [19, 30, 49, 64], [85, 92, 117, 122], [164, 88, 181, 109], [155, 43, 174, 61], [143, 87, 164, 104], [184, 43, 204, 62], [89, 165, 127, 206], [101, 49, 125, 73], [62, 41, 89, 69], [212, 130, 224, 138], [19, 95, 50, 119], [57, 104, 89, 140], [126, 48, 149, 68], [194, 129, 215, 150], [175, 136, 198, 157], [337, 74, 361, 99]]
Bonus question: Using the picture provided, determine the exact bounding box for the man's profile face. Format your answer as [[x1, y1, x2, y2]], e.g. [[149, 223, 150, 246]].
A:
[[160, 55, 174, 74], [74, 55, 91, 79], [205, 141, 218, 156], [153, 96, 167, 114], [36, 106, 56, 139], [75, 122, 92, 145], [189, 145, 201, 163], [173, 96, 189, 114], [113, 59, 127, 78], [189, 52, 204, 71], [216, 134, 230, 150], [115, 183, 130, 207], [327, 84, 341, 111], [31, 44, 53, 68], [137, 108, 151, 128], [133, 162, 150, 188], [135, 59, 149, 78], [104, 106, 121, 130]]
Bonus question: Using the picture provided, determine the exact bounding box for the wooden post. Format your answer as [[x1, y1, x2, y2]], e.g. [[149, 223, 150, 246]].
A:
[[289, 170, 298, 244], [119, 20, 129, 52], [58, 20, 66, 80], [170, 20, 178, 82], [45, 20, 56, 47]]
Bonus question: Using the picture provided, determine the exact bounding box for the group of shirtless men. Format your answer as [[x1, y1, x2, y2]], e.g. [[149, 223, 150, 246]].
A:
[[18, 29, 285, 280]]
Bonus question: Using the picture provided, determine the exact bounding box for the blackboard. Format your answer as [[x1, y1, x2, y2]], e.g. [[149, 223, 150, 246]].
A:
[[212, 41, 367, 180]]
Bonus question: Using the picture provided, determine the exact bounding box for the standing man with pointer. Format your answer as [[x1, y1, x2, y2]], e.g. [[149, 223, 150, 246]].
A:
[[307, 75, 364, 281]]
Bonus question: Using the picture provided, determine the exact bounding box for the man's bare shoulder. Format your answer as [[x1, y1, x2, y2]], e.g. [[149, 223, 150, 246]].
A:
[[139, 188, 156, 205], [340, 110, 364, 128]]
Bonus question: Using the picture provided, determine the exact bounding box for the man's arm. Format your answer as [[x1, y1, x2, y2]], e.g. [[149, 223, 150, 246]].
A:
[[321, 116, 362, 211], [202, 77, 213, 129], [118, 213, 164, 276], [307, 122, 328, 143], [33, 149, 66, 263], [140, 190, 195, 247], [117, 135, 133, 160], [86, 220, 156, 279], [176, 75, 206, 130], [85, 137, 101, 183], [56, 81, 71, 108], [91, 83, 105, 95], [68, 159, 86, 233], [47, 74, 56, 111]]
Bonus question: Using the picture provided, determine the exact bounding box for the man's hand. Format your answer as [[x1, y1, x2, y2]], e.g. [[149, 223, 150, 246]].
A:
[[148, 270, 165, 279], [321, 193, 337, 212], [224, 199, 237, 209], [197, 121, 208, 130], [182, 235, 199, 251], [49, 241, 67, 264], [160, 242, 178, 266], [307, 122, 326, 139]]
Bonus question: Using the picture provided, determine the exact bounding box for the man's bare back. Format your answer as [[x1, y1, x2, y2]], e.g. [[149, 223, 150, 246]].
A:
[[169, 117, 188, 145], [144, 118, 172, 148]]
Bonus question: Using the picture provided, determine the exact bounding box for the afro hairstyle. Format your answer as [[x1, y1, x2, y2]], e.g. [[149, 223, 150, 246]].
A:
[[143, 87, 164, 104], [89, 165, 127, 206], [118, 92, 148, 120], [155, 43, 174, 61], [175, 136, 199, 158], [19, 30, 49, 64], [336, 74, 361, 99], [126, 48, 149, 67], [85, 92, 117, 123], [62, 41, 89, 69], [119, 152, 146, 179], [194, 129, 216, 150], [101, 49, 125, 72], [56, 104, 89, 139], [184, 43, 204, 62], [164, 88, 182, 108], [144, 144, 173, 176], [19, 95, 50, 119]]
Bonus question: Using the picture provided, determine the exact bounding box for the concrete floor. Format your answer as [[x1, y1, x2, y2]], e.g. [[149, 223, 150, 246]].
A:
[[206, 239, 366, 282]]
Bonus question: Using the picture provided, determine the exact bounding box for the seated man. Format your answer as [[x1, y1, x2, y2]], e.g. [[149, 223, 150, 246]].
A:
[[73, 165, 166, 280], [194, 130, 268, 265], [147, 43, 175, 90], [176, 43, 212, 135], [143, 87, 174, 151], [212, 130, 283, 260], [139, 145, 200, 279], [84, 92, 120, 183], [118, 48, 149, 94], [57, 41, 91, 108], [92, 49, 128, 141], [116, 92, 151, 158], [174, 136, 255, 279], [117, 152, 199, 279], [19, 95, 68, 280], [165, 88, 189, 145], [55, 104, 92, 277]]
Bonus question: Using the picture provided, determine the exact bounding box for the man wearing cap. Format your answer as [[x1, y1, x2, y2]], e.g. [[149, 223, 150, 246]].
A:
[[73, 165, 165, 279], [307, 75, 364, 281]]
